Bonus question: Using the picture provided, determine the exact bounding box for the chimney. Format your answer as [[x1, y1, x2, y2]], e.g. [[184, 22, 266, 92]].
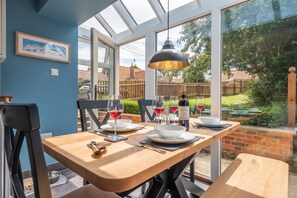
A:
[[130, 63, 135, 80]]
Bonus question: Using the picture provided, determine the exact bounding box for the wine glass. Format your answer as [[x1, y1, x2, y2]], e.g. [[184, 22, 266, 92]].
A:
[[196, 96, 204, 117], [152, 96, 164, 123], [105, 95, 124, 142], [169, 96, 179, 125]]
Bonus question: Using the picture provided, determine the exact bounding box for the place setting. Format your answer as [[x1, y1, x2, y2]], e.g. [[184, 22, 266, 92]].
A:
[[100, 119, 144, 132], [140, 125, 203, 151], [192, 116, 231, 131], [95, 95, 145, 142]]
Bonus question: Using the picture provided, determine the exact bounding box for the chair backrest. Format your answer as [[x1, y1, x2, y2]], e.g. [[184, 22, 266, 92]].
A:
[[137, 99, 156, 122], [77, 100, 110, 131], [0, 104, 51, 198]]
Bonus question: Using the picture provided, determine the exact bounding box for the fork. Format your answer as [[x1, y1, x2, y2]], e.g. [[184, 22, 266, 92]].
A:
[[136, 143, 166, 154], [87, 143, 102, 154]]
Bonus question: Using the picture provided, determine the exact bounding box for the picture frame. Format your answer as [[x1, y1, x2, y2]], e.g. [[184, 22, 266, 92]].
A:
[[15, 31, 71, 63]]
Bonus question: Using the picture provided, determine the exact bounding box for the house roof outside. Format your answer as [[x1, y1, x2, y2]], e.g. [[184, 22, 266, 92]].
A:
[[222, 71, 255, 82], [119, 65, 144, 80]]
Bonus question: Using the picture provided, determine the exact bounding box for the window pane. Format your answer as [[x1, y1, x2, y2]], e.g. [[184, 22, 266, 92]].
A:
[[119, 38, 146, 99], [159, 0, 193, 12], [221, 0, 297, 130], [100, 5, 129, 34], [120, 38, 145, 70], [80, 17, 111, 37], [157, 15, 212, 177], [122, 0, 156, 24], [78, 40, 90, 61], [280, 0, 297, 18], [98, 46, 106, 63]]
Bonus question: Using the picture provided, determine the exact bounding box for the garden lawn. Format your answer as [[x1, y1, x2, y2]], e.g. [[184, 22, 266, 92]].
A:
[[188, 94, 250, 107], [123, 94, 250, 115]]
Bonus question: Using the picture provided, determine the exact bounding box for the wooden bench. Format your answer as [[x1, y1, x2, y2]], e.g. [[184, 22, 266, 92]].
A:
[[201, 153, 289, 198]]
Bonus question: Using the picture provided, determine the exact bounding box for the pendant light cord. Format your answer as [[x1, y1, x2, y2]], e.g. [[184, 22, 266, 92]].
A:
[[167, 0, 169, 39]]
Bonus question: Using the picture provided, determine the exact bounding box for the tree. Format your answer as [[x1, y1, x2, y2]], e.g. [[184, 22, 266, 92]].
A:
[[177, 16, 212, 83], [221, 0, 297, 105], [178, 0, 297, 105]]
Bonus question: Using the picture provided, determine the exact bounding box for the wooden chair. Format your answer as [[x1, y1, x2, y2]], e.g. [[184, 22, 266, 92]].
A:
[[0, 103, 119, 198], [137, 99, 156, 122], [77, 100, 110, 131]]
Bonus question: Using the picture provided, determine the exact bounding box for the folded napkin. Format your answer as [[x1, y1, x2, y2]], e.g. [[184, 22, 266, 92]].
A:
[[140, 136, 200, 151]]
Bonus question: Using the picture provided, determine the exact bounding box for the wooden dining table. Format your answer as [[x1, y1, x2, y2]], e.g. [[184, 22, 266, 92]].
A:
[[42, 119, 240, 197]]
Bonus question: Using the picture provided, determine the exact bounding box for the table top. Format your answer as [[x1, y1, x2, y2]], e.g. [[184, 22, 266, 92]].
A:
[[42, 119, 240, 193]]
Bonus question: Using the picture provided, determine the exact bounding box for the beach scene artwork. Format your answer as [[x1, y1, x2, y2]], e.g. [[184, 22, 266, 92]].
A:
[[23, 38, 67, 58], [16, 31, 70, 63]]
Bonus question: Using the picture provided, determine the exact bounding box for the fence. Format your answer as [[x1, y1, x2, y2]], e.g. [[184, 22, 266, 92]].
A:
[[99, 79, 248, 100]]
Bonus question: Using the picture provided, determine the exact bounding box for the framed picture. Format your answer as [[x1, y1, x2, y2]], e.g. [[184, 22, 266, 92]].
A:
[[15, 31, 71, 63]]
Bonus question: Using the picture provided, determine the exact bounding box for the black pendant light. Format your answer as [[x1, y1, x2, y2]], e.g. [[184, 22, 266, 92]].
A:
[[148, 0, 189, 70]]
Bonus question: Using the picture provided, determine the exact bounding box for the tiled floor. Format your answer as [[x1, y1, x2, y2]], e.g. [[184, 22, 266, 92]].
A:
[[29, 153, 297, 197]]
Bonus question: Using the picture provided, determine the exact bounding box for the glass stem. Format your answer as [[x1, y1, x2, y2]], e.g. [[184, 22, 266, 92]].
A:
[[113, 119, 117, 139], [174, 112, 177, 124]]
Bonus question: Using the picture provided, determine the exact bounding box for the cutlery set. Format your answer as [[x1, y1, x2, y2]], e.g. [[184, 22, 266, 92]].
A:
[[136, 143, 166, 154], [90, 123, 208, 155], [87, 141, 107, 154]]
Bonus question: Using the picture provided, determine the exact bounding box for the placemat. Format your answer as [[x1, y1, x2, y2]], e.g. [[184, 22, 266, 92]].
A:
[[140, 136, 200, 151], [194, 123, 232, 131]]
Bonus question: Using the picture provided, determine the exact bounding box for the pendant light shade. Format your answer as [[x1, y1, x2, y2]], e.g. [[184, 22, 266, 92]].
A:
[[148, 39, 189, 70], [148, 0, 189, 70]]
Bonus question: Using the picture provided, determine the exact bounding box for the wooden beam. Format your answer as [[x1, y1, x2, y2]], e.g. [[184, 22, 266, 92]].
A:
[[288, 67, 296, 128]]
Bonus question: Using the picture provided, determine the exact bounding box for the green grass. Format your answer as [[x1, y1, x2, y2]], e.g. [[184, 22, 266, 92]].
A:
[[222, 94, 250, 106], [187, 94, 250, 107], [122, 94, 251, 115]]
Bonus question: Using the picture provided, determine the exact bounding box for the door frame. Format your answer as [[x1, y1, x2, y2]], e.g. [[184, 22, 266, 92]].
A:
[[91, 28, 119, 100], [90, 28, 119, 130]]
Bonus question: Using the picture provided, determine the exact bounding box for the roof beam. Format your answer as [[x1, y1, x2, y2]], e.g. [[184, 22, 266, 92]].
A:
[[114, 0, 249, 45], [112, 1, 137, 33], [95, 14, 116, 37], [78, 26, 117, 48], [148, 0, 165, 22]]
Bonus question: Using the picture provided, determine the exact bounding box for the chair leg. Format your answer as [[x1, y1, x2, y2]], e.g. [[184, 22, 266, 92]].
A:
[[141, 183, 146, 194], [83, 179, 89, 185]]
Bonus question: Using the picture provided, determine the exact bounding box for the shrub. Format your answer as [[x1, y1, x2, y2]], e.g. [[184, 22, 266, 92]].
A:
[[246, 101, 287, 127], [123, 100, 140, 114]]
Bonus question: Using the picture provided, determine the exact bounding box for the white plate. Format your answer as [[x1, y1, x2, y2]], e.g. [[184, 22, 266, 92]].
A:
[[100, 123, 141, 132], [193, 119, 226, 128], [145, 130, 196, 144]]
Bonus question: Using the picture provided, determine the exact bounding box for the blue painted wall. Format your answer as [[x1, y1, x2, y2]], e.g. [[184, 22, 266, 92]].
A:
[[1, 0, 78, 169]]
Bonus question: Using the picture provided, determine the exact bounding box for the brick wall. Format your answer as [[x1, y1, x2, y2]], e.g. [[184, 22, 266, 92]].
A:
[[222, 126, 293, 161], [80, 113, 294, 161], [121, 114, 142, 123]]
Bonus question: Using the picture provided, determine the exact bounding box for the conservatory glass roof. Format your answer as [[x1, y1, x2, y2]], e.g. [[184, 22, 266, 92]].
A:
[[159, 0, 195, 12], [121, 0, 156, 24], [80, 0, 203, 44], [99, 5, 129, 34]]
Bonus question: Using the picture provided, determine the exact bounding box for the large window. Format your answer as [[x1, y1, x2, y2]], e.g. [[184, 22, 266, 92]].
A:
[[221, 0, 297, 129], [156, 15, 212, 177], [119, 38, 146, 99], [78, 37, 115, 100], [156, 15, 211, 103]]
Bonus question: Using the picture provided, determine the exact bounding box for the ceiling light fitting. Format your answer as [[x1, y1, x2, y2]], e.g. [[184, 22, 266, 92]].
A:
[[148, 0, 189, 70]]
